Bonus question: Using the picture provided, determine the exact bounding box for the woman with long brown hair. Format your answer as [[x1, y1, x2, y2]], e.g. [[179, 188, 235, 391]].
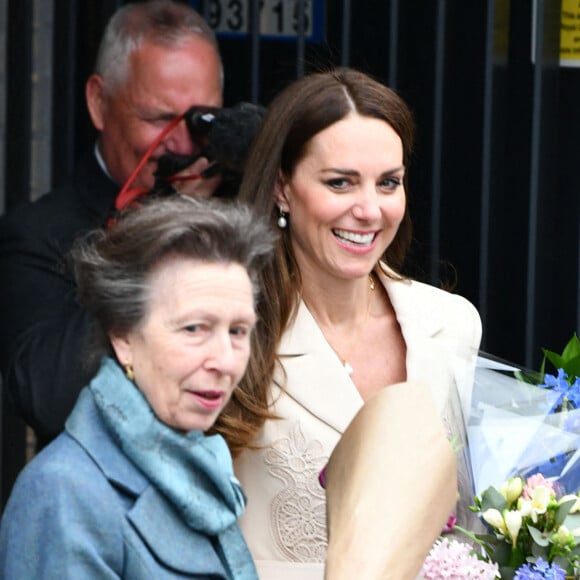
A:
[[234, 68, 481, 578]]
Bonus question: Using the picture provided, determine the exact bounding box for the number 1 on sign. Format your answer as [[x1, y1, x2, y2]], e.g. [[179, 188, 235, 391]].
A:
[[204, 0, 313, 38]]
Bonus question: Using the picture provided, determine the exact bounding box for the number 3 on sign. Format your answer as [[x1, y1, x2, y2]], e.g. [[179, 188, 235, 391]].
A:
[[204, 0, 314, 39]]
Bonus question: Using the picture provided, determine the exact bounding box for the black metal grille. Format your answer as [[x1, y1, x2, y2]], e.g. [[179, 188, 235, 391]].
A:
[[2, 0, 578, 508]]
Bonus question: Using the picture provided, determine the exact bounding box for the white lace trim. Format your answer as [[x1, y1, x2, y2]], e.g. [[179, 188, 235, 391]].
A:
[[261, 386, 482, 562], [264, 422, 328, 562]]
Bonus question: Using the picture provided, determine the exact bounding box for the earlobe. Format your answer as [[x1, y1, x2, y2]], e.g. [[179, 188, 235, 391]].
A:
[[274, 173, 290, 212], [85, 74, 106, 132], [109, 334, 132, 367]]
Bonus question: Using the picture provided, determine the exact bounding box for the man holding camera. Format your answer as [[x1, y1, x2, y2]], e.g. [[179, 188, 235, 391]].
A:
[[0, 1, 224, 447]]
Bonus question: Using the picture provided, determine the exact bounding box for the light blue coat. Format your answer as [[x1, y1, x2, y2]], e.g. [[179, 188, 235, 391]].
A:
[[0, 388, 251, 579]]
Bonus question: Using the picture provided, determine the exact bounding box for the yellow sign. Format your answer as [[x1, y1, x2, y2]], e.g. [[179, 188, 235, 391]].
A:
[[561, 0, 580, 66]]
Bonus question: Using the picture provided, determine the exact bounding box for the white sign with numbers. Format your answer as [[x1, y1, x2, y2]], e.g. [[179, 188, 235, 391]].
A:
[[203, 0, 317, 39]]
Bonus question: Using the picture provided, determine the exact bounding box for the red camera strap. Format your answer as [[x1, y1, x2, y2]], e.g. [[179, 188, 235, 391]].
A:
[[114, 113, 186, 211]]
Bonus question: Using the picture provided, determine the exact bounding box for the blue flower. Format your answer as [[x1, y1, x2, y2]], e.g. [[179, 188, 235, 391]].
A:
[[514, 557, 566, 580], [541, 368, 570, 391], [539, 369, 580, 411], [568, 376, 580, 407]]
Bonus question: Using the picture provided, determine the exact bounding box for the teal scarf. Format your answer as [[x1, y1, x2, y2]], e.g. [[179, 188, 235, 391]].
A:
[[89, 357, 257, 580]]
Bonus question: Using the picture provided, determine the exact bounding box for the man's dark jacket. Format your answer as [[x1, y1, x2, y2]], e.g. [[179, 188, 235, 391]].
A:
[[0, 154, 118, 445]]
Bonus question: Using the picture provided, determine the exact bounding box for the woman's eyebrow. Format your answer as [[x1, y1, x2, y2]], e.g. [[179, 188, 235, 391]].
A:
[[320, 165, 405, 176], [320, 168, 359, 176]]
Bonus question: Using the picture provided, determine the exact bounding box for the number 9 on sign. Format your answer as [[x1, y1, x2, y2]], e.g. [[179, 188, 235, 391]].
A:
[[193, 0, 322, 40]]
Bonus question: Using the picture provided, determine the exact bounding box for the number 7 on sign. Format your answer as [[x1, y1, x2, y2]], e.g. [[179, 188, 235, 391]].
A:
[[203, 0, 314, 39]]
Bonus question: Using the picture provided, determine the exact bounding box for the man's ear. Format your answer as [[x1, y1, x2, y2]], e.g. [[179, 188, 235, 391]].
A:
[[274, 171, 290, 212], [85, 74, 106, 132]]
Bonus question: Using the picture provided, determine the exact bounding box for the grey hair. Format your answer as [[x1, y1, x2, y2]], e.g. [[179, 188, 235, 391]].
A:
[[95, 0, 222, 94], [72, 195, 275, 366]]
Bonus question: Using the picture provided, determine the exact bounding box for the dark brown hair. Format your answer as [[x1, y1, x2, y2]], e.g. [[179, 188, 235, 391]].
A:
[[238, 68, 416, 398]]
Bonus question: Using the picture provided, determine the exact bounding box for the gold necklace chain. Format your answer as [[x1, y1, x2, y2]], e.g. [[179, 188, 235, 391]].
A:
[[314, 273, 376, 377]]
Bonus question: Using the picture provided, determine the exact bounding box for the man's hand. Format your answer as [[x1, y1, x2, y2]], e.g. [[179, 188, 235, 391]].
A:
[[169, 156, 222, 198]]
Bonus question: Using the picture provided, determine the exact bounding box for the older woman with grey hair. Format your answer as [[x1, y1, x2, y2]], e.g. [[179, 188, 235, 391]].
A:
[[0, 196, 274, 579]]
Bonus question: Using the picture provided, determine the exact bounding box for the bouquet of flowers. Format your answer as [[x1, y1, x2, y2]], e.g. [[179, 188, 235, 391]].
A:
[[467, 335, 580, 495], [460, 473, 580, 578], [422, 473, 580, 579], [423, 335, 580, 579]]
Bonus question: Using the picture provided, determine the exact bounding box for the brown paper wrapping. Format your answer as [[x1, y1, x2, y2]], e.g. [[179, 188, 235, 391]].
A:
[[324, 381, 457, 580]]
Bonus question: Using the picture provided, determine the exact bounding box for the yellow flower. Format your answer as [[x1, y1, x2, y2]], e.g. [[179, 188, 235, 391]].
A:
[[500, 477, 524, 505], [532, 486, 552, 509], [519, 485, 551, 519]]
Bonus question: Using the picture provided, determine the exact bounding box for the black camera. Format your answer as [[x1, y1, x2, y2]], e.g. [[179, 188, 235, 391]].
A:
[[153, 101, 265, 198]]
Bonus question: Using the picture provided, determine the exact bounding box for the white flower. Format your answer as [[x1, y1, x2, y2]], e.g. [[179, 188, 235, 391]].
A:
[[482, 508, 507, 535], [504, 510, 523, 547], [518, 499, 532, 518], [500, 477, 524, 505], [528, 484, 552, 511], [518, 485, 551, 522]]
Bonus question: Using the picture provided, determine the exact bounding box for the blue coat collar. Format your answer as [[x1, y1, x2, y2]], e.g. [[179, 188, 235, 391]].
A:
[[65, 388, 257, 578]]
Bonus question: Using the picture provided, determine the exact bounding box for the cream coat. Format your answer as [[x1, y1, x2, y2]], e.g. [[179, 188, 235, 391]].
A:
[[234, 270, 482, 579]]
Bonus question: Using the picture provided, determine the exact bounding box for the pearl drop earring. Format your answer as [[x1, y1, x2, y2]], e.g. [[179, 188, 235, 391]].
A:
[[277, 208, 288, 229]]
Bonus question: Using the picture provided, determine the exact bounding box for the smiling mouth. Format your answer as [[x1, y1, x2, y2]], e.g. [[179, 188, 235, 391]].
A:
[[332, 229, 376, 246]]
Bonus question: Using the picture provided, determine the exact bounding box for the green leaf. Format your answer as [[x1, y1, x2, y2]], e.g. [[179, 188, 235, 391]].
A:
[[555, 499, 576, 525], [561, 333, 580, 361], [493, 541, 515, 566], [564, 513, 580, 534], [514, 369, 545, 385], [531, 542, 549, 560], [452, 525, 501, 560], [475, 533, 500, 549], [542, 333, 580, 377], [543, 349, 566, 371], [529, 525, 551, 547], [480, 486, 508, 512], [562, 354, 580, 378]]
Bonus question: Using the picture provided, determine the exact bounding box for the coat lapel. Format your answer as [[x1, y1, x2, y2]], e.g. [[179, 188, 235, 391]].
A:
[[379, 271, 447, 341], [128, 486, 228, 575], [275, 272, 454, 433], [66, 389, 149, 496], [277, 301, 364, 434], [67, 389, 229, 576], [379, 271, 468, 416]]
